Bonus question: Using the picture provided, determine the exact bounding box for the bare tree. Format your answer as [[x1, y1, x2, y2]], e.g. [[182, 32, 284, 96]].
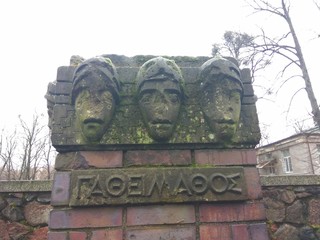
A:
[[18, 114, 47, 180], [0, 129, 17, 180], [212, 31, 272, 83], [247, 0, 320, 127], [0, 113, 55, 180], [314, 0, 320, 11]]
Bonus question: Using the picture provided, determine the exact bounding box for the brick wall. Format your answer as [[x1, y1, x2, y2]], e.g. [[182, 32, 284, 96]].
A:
[[48, 149, 269, 240], [2, 175, 319, 239]]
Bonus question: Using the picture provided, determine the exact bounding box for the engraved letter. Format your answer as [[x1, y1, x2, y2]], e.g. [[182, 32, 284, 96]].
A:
[[173, 173, 192, 196], [106, 174, 126, 197], [190, 173, 208, 195], [128, 174, 144, 196], [210, 173, 229, 193], [146, 173, 166, 196]]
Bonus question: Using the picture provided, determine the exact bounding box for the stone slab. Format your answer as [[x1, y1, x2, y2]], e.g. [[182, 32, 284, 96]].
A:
[[69, 167, 248, 206]]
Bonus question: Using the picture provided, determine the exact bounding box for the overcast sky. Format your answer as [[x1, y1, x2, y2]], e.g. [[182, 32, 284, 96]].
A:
[[0, 0, 319, 144]]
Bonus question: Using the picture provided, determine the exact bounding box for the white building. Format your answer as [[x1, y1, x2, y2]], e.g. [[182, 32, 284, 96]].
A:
[[256, 128, 320, 175]]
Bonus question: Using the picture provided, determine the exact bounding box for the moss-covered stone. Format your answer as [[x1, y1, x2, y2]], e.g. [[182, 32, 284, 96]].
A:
[[46, 55, 261, 152]]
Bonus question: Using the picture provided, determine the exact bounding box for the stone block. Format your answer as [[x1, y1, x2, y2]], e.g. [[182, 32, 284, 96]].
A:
[[308, 199, 320, 224], [280, 190, 296, 203], [56, 66, 75, 82], [273, 224, 299, 240], [1, 205, 24, 222], [264, 197, 286, 222], [199, 202, 266, 222], [47, 82, 56, 94], [286, 200, 305, 224], [127, 204, 195, 226], [69, 167, 248, 206], [195, 149, 257, 166], [241, 68, 252, 83], [125, 150, 191, 166], [200, 224, 231, 240], [24, 201, 52, 226], [243, 83, 254, 97], [242, 96, 257, 105], [125, 226, 196, 240], [51, 171, 70, 206], [49, 207, 122, 229], [55, 82, 73, 95], [91, 229, 123, 240], [231, 224, 249, 240]]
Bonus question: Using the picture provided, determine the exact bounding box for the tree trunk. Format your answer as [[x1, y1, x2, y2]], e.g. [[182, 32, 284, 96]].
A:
[[282, 0, 320, 126]]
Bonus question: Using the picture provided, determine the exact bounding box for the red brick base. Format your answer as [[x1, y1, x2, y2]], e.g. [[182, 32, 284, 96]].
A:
[[49, 149, 269, 240]]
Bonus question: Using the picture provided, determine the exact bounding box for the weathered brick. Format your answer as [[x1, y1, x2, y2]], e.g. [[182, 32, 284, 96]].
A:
[[244, 167, 262, 200], [231, 224, 249, 240], [78, 151, 123, 168], [243, 83, 254, 97], [0, 220, 9, 240], [127, 204, 195, 226], [200, 224, 231, 240], [308, 199, 320, 224], [56, 66, 76, 82], [51, 171, 71, 206], [125, 150, 191, 166], [7, 222, 30, 239], [125, 226, 196, 240], [55, 152, 79, 170], [47, 231, 68, 240], [249, 223, 269, 240], [195, 149, 256, 166], [91, 229, 123, 240], [28, 227, 48, 240], [242, 96, 256, 105], [69, 231, 87, 240], [241, 68, 252, 84], [55, 82, 73, 95], [53, 105, 68, 119], [47, 82, 57, 94], [199, 202, 266, 223], [49, 207, 122, 229]]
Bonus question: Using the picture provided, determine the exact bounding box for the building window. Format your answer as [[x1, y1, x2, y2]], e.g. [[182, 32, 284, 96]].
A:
[[282, 149, 293, 173], [268, 163, 276, 174]]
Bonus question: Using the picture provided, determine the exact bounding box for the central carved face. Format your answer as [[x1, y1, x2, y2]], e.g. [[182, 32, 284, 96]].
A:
[[138, 79, 182, 141], [75, 86, 115, 143], [201, 79, 242, 140]]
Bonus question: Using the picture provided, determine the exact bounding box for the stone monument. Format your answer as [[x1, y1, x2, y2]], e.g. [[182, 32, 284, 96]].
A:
[[46, 54, 269, 239]]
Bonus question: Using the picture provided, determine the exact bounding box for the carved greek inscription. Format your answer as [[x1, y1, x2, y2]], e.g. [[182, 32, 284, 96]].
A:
[[69, 167, 248, 206]]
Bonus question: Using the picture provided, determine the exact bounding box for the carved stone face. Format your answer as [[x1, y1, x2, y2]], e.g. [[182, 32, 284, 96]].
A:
[[201, 79, 242, 140], [138, 79, 182, 141], [72, 57, 120, 143], [199, 58, 242, 141], [75, 85, 115, 143]]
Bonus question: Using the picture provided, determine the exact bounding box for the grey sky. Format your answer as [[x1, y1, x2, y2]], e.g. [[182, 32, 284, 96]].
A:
[[0, 0, 319, 144]]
